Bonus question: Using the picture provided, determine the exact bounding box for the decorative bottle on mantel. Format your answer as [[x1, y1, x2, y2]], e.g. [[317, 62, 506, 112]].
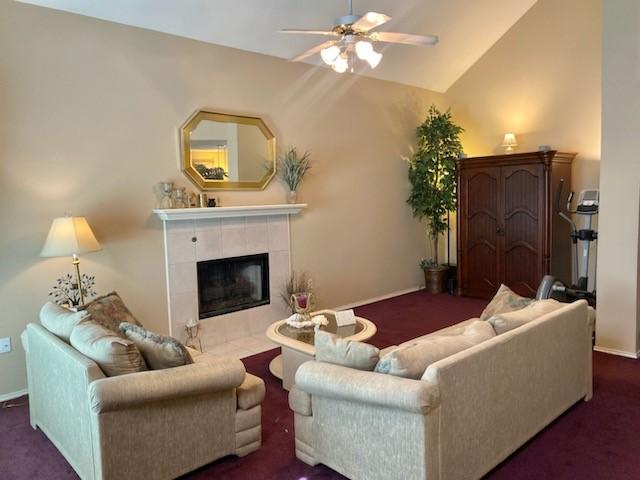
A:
[[288, 190, 298, 204]]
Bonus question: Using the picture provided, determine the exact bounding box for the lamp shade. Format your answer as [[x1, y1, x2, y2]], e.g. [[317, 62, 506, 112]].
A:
[[41, 216, 101, 257], [502, 133, 518, 147]]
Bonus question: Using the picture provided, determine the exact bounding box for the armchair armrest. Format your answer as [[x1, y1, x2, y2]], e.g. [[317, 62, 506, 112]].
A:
[[295, 361, 439, 414], [88, 357, 246, 413]]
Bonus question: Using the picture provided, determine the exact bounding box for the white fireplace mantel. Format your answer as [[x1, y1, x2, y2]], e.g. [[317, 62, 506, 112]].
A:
[[153, 204, 307, 221]]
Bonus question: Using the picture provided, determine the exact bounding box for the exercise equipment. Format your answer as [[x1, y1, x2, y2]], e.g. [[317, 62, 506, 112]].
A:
[[536, 179, 598, 305]]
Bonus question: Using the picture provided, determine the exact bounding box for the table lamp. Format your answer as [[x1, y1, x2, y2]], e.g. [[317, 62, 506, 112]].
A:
[[502, 133, 518, 153], [41, 216, 102, 305]]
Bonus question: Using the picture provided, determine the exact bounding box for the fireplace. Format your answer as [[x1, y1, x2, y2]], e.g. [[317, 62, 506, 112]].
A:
[[197, 253, 270, 319]]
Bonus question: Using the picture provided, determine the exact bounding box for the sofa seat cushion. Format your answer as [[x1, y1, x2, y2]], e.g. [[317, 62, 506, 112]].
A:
[[488, 299, 564, 334], [70, 319, 147, 376], [39, 302, 90, 342], [237, 373, 266, 410], [375, 320, 495, 379], [119, 323, 193, 370], [78, 291, 142, 334], [480, 284, 533, 321], [314, 330, 380, 371]]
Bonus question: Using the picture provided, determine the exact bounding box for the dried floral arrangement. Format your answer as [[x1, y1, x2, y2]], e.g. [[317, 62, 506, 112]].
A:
[[281, 271, 314, 313], [277, 147, 311, 192], [49, 273, 97, 307]]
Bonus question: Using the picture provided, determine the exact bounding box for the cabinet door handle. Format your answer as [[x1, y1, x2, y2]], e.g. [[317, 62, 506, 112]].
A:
[[497, 226, 505, 236]]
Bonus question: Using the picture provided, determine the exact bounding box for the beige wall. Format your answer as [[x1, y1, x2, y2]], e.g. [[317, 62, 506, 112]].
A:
[[443, 0, 601, 266], [596, 0, 640, 356], [0, 0, 443, 396]]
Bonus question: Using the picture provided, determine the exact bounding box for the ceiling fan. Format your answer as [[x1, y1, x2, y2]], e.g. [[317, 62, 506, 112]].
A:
[[281, 0, 438, 73]]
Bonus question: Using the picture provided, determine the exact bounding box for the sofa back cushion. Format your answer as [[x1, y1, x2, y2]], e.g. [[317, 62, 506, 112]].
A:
[[70, 319, 147, 376], [375, 320, 495, 379], [120, 323, 193, 370], [78, 291, 142, 334], [480, 284, 533, 321], [315, 330, 380, 371], [39, 302, 90, 343], [488, 299, 564, 334]]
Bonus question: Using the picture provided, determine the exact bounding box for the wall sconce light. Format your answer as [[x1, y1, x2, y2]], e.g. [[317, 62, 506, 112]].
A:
[[502, 133, 518, 153]]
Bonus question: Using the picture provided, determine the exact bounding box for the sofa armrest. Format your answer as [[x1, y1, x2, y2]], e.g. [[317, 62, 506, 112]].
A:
[[295, 361, 439, 414], [88, 357, 246, 413]]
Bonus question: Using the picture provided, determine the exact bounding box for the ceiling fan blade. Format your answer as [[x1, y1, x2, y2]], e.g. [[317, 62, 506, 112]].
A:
[[281, 29, 339, 36], [370, 31, 439, 46], [351, 12, 391, 32], [290, 40, 338, 62]]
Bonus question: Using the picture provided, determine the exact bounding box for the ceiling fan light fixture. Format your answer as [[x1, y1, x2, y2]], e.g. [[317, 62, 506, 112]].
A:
[[320, 45, 341, 65]]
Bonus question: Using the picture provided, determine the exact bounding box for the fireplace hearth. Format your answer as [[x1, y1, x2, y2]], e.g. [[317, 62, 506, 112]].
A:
[[197, 253, 270, 319]]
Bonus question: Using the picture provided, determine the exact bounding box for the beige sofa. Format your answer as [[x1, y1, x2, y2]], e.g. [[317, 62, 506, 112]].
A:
[[289, 300, 594, 480], [22, 322, 265, 480]]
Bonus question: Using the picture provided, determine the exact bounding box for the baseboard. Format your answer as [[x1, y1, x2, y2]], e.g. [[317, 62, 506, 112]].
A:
[[593, 346, 639, 359], [333, 286, 424, 311], [0, 388, 27, 402]]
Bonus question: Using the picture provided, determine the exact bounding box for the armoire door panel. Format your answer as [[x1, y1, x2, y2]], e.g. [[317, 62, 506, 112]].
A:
[[461, 168, 500, 297], [501, 164, 545, 295]]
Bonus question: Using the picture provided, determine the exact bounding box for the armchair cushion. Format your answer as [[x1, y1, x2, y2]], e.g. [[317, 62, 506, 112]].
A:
[[315, 330, 380, 371], [480, 284, 533, 321], [119, 322, 193, 370], [78, 291, 142, 334], [39, 302, 89, 342], [70, 319, 147, 376], [236, 373, 266, 410]]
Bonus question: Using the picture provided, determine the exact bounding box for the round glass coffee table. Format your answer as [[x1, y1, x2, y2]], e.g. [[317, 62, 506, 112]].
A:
[[266, 309, 376, 390]]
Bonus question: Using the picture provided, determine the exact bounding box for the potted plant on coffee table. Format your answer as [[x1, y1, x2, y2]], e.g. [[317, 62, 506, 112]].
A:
[[407, 105, 463, 294]]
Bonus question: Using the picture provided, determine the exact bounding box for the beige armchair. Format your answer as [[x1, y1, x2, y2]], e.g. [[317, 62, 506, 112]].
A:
[[22, 323, 265, 480]]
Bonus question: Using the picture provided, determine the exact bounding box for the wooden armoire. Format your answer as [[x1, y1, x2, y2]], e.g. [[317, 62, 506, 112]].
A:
[[456, 151, 575, 299]]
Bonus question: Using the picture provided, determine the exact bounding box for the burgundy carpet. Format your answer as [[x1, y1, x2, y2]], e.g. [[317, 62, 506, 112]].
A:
[[2, 291, 639, 479]]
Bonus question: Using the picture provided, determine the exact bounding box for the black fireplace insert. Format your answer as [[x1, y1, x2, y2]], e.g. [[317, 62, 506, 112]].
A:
[[197, 253, 270, 319]]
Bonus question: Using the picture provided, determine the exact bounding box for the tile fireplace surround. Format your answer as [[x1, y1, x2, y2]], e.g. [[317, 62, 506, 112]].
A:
[[154, 204, 306, 358]]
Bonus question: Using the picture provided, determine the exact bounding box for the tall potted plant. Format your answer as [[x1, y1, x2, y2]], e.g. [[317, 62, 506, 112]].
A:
[[407, 105, 463, 294]]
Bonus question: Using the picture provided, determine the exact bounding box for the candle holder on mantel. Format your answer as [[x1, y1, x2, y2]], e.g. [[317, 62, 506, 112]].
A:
[[185, 318, 203, 352]]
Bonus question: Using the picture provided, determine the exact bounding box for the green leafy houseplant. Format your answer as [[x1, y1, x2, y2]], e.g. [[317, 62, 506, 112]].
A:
[[277, 147, 311, 203], [407, 106, 463, 292]]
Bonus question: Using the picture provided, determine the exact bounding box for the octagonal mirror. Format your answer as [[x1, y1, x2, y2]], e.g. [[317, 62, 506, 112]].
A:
[[181, 110, 276, 190]]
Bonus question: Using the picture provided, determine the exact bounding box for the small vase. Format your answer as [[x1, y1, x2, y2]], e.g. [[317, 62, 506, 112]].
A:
[[287, 190, 298, 204]]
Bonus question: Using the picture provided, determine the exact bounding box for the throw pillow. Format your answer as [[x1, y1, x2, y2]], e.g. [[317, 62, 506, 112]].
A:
[[78, 291, 142, 334], [119, 323, 193, 370], [314, 330, 380, 371], [70, 319, 147, 376], [488, 299, 564, 335], [39, 302, 90, 343], [375, 320, 495, 379], [480, 284, 533, 321]]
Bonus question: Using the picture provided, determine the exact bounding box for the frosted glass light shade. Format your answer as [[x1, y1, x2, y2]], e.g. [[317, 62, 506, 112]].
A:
[[365, 51, 383, 69], [355, 40, 374, 59], [332, 55, 348, 73], [41, 216, 101, 257], [320, 45, 340, 65]]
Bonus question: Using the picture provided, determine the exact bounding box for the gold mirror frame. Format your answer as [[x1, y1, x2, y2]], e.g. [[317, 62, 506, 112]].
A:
[[180, 110, 276, 191]]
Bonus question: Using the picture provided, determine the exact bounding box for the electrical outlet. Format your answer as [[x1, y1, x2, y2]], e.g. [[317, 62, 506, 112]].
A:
[[0, 337, 11, 354]]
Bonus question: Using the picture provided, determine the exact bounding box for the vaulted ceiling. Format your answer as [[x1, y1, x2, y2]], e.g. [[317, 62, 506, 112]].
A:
[[18, 0, 537, 92]]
